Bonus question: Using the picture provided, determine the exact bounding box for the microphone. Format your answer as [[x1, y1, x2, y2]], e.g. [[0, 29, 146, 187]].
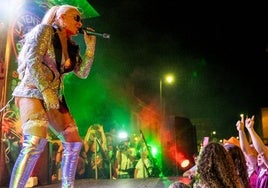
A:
[[79, 27, 110, 39]]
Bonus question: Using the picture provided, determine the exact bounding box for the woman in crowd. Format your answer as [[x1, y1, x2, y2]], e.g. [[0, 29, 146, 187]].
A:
[[134, 148, 152, 178], [224, 143, 251, 188], [244, 115, 268, 187], [84, 124, 109, 179], [196, 142, 244, 188], [236, 114, 258, 187]]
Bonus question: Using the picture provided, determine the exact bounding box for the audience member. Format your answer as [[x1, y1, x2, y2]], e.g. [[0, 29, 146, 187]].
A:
[[196, 142, 244, 188], [55, 142, 63, 181], [244, 115, 268, 187], [236, 114, 258, 187], [50, 141, 61, 182], [182, 153, 198, 180], [224, 143, 251, 188], [75, 145, 88, 179], [134, 148, 152, 178], [113, 138, 135, 179], [84, 124, 109, 179]]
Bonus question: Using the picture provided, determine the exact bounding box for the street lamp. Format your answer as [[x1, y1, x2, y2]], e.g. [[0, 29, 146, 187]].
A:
[[159, 73, 175, 174]]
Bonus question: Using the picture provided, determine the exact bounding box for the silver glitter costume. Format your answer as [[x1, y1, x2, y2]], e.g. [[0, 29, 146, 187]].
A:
[[12, 24, 94, 100]]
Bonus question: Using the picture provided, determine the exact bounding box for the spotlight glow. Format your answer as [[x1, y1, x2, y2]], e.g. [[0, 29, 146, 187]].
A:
[[180, 159, 190, 168], [118, 131, 128, 140], [0, 0, 24, 21]]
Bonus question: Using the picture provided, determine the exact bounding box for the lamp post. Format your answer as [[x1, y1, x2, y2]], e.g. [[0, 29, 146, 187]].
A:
[[159, 74, 175, 121], [159, 79, 163, 120], [159, 74, 174, 175]]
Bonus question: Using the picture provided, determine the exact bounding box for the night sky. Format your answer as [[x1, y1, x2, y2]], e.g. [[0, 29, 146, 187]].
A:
[[69, 1, 268, 139]]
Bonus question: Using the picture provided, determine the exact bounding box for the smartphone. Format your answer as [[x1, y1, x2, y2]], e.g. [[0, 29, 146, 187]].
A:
[[202, 136, 210, 147]]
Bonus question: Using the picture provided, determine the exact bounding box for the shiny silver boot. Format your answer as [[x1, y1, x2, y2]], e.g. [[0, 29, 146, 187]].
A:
[[9, 135, 47, 188], [61, 142, 82, 188]]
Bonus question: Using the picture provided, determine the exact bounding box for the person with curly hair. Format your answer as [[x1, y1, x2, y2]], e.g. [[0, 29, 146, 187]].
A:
[[224, 143, 251, 188], [196, 142, 244, 188]]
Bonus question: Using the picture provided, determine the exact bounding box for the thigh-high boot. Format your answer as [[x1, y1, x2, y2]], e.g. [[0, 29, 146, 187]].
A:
[[9, 135, 47, 188], [61, 142, 82, 188]]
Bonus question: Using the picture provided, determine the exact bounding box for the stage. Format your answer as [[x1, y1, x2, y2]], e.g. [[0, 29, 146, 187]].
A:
[[28, 176, 189, 188]]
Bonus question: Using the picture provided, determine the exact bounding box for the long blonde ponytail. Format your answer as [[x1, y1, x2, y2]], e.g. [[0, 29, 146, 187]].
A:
[[41, 6, 59, 25], [41, 5, 80, 26]]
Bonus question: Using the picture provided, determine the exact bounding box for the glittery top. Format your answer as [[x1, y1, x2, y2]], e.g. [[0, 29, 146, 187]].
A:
[[12, 24, 94, 100]]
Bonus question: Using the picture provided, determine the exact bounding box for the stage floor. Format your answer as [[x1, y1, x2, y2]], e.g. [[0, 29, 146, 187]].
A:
[[34, 176, 187, 188]]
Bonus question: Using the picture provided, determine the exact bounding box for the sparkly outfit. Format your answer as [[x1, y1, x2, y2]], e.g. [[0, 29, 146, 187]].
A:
[[12, 24, 94, 100]]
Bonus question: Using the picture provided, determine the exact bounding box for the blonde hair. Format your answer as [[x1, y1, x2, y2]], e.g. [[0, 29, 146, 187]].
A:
[[41, 5, 80, 25]]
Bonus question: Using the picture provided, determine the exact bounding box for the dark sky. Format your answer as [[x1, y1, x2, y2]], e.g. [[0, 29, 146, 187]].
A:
[[84, 1, 268, 138]]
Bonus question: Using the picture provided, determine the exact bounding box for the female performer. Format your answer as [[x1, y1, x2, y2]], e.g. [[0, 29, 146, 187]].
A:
[[9, 4, 96, 188]]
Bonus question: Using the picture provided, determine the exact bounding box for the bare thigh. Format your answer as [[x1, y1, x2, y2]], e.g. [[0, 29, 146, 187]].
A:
[[15, 97, 48, 137]]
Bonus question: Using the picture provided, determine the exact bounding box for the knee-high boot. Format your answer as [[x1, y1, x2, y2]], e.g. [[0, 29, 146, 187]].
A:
[[9, 135, 47, 188], [61, 142, 82, 188]]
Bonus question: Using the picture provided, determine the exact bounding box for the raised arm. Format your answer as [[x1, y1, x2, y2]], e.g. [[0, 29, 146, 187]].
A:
[[236, 114, 252, 155], [245, 115, 268, 164]]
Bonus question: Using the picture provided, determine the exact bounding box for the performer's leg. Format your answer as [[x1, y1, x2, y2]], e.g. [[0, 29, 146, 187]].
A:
[[9, 98, 48, 188], [48, 99, 82, 187], [61, 141, 82, 187], [56, 125, 82, 188], [9, 134, 47, 188], [49, 111, 82, 187]]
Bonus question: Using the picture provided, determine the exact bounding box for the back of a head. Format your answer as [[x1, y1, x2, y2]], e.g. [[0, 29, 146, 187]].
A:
[[224, 143, 247, 165], [198, 142, 224, 179], [197, 142, 239, 187], [224, 143, 250, 188]]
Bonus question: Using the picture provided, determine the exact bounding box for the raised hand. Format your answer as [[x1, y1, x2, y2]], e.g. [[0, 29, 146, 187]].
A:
[[236, 114, 245, 132], [245, 115, 255, 129]]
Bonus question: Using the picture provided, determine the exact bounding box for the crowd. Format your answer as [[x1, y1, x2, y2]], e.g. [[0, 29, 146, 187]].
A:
[[50, 124, 159, 181], [173, 114, 268, 188], [48, 113, 268, 188], [8, 112, 268, 188]]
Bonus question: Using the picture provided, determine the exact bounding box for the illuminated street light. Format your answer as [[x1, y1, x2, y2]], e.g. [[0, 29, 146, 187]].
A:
[[165, 74, 174, 84]]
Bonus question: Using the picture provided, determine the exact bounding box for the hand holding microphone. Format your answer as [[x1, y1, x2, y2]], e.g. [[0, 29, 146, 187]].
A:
[[79, 27, 110, 39], [79, 27, 96, 57]]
